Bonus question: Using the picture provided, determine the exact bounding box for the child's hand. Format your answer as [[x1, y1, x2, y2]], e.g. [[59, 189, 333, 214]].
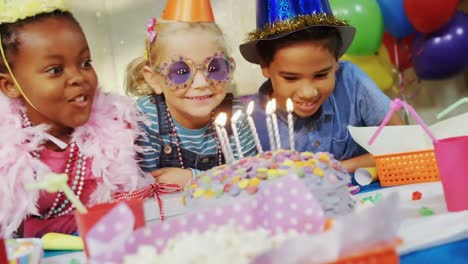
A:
[[150, 168, 192, 187]]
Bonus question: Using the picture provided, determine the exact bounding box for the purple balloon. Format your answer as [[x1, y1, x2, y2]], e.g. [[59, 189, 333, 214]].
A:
[[413, 11, 468, 80]]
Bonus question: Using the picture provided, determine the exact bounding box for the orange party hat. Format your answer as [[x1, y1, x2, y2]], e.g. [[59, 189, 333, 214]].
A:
[[161, 0, 215, 23]]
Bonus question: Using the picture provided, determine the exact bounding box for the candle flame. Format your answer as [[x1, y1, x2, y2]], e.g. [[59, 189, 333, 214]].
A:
[[271, 98, 277, 111], [215, 112, 227, 126], [246, 101, 254, 115], [232, 109, 242, 123], [286, 98, 293, 112]]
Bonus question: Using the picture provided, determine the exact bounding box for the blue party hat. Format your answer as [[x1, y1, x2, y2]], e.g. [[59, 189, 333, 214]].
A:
[[240, 0, 355, 64]]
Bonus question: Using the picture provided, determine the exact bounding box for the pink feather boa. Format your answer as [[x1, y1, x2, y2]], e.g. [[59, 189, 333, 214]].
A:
[[0, 90, 145, 237]]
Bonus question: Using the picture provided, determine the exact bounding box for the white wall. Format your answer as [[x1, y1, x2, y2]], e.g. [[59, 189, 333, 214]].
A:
[[71, 0, 467, 125]]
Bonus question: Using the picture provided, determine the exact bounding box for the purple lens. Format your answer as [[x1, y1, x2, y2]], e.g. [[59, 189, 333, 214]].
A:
[[207, 58, 231, 81], [167, 61, 191, 84]]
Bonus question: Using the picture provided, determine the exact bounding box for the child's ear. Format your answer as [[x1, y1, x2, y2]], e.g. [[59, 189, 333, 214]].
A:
[[0, 73, 21, 98], [142, 66, 163, 94], [259, 61, 271, 79]]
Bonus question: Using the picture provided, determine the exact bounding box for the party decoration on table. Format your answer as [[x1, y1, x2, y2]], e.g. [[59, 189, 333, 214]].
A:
[[355, 167, 378, 186], [437, 98, 468, 120], [361, 193, 384, 205], [403, 0, 460, 33], [75, 199, 145, 257], [69, 258, 81, 264], [330, 0, 384, 55], [347, 183, 360, 195], [6, 238, 43, 264], [253, 192, 400, 264], [412, 11, 468, 80], [351, 98, 468, 212], [41, 233, 83, 251], [25, 173, 88, 214], [412, 191, 422, 201], [377, 0, 414, 38], [419, 207, 434, 217]]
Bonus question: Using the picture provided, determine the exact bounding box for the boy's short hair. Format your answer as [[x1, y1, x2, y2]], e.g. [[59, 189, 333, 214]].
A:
[[256, 26, 343, 66]]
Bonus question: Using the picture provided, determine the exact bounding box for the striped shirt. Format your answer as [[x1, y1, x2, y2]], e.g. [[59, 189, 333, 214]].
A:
[[136, 95, 257, 176]]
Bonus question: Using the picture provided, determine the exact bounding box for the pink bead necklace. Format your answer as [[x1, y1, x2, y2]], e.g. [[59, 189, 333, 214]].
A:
[[22, 112, 87, 219], [165, 110, 223, 169]]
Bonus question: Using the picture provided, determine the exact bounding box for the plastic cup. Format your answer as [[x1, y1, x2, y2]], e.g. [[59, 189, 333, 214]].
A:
[[434, 136, 468, 212], [355, 167, 378, 186]]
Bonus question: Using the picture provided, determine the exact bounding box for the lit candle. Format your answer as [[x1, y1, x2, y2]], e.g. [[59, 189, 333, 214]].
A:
[[270, 99, 281, 150], [286, 98, 295, 152], [231, 110, 244, 159], [215, 113, 234, 164], [246, 101, 263, 154], [265, 101, 277, 153]]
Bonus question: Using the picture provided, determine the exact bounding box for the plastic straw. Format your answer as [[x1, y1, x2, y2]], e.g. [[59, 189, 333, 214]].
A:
[[25, 173, 88, 213], [437, 98, 468, 119]]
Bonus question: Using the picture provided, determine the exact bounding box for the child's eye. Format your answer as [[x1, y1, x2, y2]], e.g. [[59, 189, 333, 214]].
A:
[[81, 59, 93, 68], [46, 66, 63, 75], [315, 72, 329, 79], [282, 76, 298, 81]]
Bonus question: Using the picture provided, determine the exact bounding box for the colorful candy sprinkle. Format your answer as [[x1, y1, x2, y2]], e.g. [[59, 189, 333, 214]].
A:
[[419, 206, 434, 217], [412, 191, 422, 201], [238, 179, 249, 189]]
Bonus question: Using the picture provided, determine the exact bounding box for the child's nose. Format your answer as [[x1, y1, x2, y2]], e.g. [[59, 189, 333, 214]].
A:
[[297, 84, 319, 98], [191, 70, 209, 89], [67, 68, 85, 86]]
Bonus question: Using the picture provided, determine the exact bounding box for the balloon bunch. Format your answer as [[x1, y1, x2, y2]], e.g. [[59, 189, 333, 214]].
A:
[[331, 0, 466, 122]]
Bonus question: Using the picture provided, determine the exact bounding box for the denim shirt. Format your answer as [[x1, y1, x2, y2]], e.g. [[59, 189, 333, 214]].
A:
[[242, 61, 391, 161]]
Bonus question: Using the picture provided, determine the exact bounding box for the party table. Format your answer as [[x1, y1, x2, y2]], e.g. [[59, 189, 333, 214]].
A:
[[41, 181, 468, 264]]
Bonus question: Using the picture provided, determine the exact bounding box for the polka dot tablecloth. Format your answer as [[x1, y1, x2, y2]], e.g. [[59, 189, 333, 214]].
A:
[[88, 175, 326, 263]]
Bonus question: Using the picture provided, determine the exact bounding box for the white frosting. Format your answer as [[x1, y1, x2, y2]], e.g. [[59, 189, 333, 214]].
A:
[[123, 225, 298, 264]]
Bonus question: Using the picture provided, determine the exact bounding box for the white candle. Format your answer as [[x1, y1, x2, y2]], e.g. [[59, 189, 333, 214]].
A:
[[214, 113, 233, 164], [286, 98, 295, 152], [231, 110, 244, 159], [246, 101, 263, 154], [270, 99, 281, 150], [265, 101, 277, 153]]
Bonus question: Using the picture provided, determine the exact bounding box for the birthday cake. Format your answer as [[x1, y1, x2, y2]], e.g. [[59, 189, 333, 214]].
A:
[[184, 150, 356, 216], [123, 224, 299, 264]]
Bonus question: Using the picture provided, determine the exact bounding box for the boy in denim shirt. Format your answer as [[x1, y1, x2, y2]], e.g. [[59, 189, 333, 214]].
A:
[[239, 0, 403, 172]]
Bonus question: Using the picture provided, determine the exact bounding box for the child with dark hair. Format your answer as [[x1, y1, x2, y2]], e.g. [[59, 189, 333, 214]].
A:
[[240, 0, 403, 173], [0, 1, 143, 238]]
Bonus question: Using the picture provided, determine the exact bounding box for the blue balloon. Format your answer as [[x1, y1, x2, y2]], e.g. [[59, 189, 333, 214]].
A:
[[413, 12, 468, 80], [377, 0, 415, 38]]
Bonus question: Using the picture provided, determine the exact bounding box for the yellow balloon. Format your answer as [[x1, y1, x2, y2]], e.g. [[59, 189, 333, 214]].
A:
[[340, 45, 396, 92]]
